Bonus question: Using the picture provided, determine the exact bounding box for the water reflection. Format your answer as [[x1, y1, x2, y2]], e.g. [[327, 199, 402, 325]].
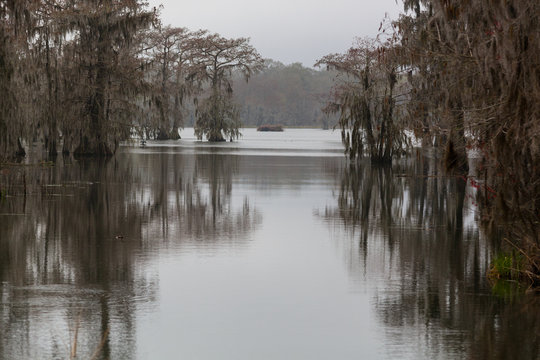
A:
[[321, 156, 539, 359], [131, 152, 261, 248], [2, 137, 539, 359], [0, 152, 260, 359]]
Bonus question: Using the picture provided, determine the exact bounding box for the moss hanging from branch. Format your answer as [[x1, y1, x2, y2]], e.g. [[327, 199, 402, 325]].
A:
[[316, 37, 410, 163]]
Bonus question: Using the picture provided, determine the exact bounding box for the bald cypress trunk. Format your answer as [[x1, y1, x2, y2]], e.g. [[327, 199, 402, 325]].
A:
[[0, 25, 18, 161], [444, 100, 469, 174], [75, 27, 113, 157]]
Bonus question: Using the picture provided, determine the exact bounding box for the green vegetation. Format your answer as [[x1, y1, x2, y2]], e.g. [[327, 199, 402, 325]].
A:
[[488, 250, 530, 299], [490, 279, 526, 301], [488, 251, 524, 281]]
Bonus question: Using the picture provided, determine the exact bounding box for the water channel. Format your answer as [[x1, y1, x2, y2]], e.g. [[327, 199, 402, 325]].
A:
[[0, 128, 538, 359]]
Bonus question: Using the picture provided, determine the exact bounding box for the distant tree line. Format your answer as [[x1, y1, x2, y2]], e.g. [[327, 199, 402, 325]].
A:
[[233, 60, 338, 129], [317, 0, 539, 285], [0, 0, 263, 160]]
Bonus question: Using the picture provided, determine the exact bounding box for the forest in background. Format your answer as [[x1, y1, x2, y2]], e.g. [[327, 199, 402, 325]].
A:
[[178, 60, 339, 129], [233, 60, 338, 129]]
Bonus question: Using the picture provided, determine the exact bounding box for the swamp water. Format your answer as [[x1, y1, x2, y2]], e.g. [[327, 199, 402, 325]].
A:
[[0, 128, 538, 359]]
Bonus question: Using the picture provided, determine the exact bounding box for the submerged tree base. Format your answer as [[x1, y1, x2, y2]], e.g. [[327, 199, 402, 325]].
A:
[[74, 141, 114, 157], [154, 128, 181, 141], [207, 135, 226, 142], [168, 130, 181, 141]]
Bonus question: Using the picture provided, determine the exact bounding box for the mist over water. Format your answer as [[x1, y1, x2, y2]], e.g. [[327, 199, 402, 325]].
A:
[[0, 129, 537, 359]]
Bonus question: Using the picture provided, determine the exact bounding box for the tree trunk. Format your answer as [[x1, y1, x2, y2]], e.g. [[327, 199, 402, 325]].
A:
[[156, 127, 170, 140], [45, 30, 58, 157], [208, 130, 225, 142], [16, 138, 25, 157], [168, 127, 181, 140], [74, 27, 113, 157], [444, 108, 469, 173]]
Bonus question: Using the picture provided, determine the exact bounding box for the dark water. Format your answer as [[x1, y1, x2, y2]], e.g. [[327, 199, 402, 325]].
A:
[[0, 129, 538, 359]]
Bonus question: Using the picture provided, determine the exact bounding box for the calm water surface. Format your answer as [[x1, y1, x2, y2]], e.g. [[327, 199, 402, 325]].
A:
[[0, 128, 538, 359]]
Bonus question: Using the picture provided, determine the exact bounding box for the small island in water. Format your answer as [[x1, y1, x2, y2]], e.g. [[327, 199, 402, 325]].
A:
[[257, 124, 284, 132]]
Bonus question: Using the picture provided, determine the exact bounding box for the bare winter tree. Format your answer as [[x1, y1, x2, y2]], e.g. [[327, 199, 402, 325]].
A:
[[142, 26, 198, 140], [189, 33, 264, 142], [316, 36, 409, 163]]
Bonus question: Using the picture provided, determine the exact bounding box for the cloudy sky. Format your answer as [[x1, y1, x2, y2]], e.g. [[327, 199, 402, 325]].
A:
[[146, 0, 403, 67]]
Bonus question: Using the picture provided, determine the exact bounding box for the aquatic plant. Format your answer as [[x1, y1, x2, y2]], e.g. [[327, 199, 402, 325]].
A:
[[488, 251, 523, 281]]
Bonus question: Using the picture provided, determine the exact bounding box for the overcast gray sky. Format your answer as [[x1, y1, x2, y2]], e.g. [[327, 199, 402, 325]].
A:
[[146, 0, 403, 67]]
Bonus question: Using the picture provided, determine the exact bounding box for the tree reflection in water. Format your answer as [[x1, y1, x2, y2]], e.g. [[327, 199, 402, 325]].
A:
[[0, 152, 260, 359], [320, 156, 539, 360]]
